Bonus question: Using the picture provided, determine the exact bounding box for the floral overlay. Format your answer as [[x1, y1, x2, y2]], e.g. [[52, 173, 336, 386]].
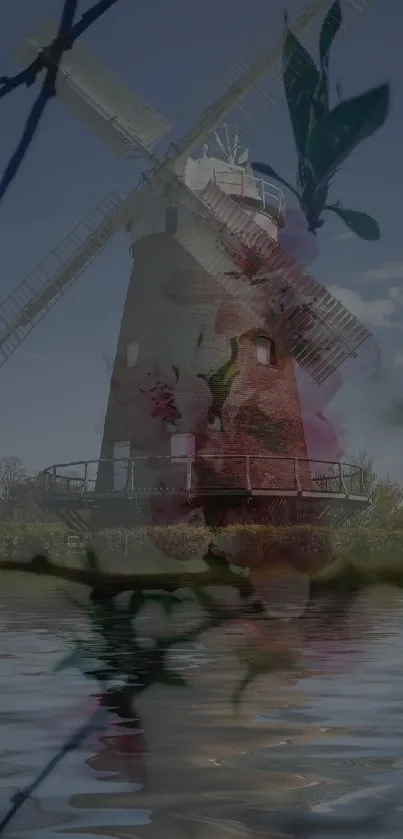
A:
[[252, 0, 390, 240], [0, 1, 393, 826]]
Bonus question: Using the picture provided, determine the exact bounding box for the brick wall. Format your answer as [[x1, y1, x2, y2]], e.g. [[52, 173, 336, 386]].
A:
[[98, 233, 313, 496]]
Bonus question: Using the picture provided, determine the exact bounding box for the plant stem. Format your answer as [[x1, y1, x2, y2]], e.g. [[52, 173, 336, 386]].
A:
[[0, 708, 107, 834]]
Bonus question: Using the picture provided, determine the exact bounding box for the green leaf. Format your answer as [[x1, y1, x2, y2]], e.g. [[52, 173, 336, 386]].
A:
[[159, 669, 187, 687], [203, 545, 230, 573], [251, 161, 299, 198], [300, 178, 328, 232], [283, 12, 324, 165], [64, 591, 87, 612], [232, 647, 299, 709], [193, 586, 220, 616], [85, 549, 101, 573], [232, 664, 260, 710], [201, 338, 239, 425], [324, 204, 380, 240], [319, 0, 342, 106], [306, 83, 390, 189], [128, 590, 144, 615], [144, 592, 186, 615], [53, 642, 84, 673]]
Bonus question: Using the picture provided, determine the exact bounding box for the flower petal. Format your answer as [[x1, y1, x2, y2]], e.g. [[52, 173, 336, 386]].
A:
[[251, 564, 310, 619], [278, 207, 319, 267], [174, 373, 212, 433], [162, 271, 226, 305]]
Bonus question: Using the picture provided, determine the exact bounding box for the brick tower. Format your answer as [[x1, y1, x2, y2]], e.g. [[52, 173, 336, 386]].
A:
[[97, 145, 320, 528]]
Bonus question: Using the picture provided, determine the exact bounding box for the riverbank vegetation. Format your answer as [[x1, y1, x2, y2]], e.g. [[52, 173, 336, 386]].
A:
[[1, 523, 403, 587], [0, 453, 402, 588]]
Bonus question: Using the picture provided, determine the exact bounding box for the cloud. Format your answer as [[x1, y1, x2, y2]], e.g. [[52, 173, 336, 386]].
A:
[[328, 284, 403, 328], [394, 350, 403, 368], [357, 261, 403, 282], [336, 231, 354, 241]]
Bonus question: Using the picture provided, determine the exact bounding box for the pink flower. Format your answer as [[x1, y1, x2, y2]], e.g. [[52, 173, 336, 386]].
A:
[[278, 207, 319, 268], [162, 270, 226, 305], [212, 514, 332, 616], [297, 369, 345, 461], [108, 362, 212, 451], [302, 412, 344, 462], [138, 459, 210, 560], [214, 300, 263, 341], [301, 626, 364, 677], [215, 300, 245, 338], [225, 618, 300, 676]]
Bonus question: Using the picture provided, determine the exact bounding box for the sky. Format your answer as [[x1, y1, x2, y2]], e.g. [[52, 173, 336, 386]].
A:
[[0, 0, 402, 479]]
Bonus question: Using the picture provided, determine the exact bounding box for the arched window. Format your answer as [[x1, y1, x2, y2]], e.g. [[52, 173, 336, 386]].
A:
[[255, 336, 277, 367]]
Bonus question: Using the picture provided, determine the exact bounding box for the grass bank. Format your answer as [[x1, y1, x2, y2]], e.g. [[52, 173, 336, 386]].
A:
[[0, 523, 403, 588]]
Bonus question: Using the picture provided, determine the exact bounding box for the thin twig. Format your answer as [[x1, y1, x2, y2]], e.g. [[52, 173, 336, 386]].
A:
[[0, 0, 122, 100], [70, 0, 123, 40], [0, 0, 78, 203], [0, 81, 56, 202], [0, 708, 106, 834], [0, 0, 123, 202]]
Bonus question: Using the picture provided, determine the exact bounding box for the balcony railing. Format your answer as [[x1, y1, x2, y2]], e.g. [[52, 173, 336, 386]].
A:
[[41, 455, 369, 501], [212, 170, 285, 221]]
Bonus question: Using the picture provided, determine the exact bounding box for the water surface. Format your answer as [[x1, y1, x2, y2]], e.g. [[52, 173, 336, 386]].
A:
[[1, 576, 403, 838]]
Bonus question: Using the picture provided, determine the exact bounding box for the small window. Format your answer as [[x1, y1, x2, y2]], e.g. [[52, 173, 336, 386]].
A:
[[126, 341, 139, 367], [170, 433, 195, 461], [256, 337, 277, 367], [166, 206, 178, 235], [208, 415, 221, 431]]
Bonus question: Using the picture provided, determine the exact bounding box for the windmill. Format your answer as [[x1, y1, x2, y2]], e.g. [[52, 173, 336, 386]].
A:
[[1, 0, 371, 532]]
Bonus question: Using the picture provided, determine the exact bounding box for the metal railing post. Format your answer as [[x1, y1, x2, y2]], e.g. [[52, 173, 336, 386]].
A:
[[361, 466, 368, 497], [124, 459, 131, 496], [186, 457, 193, 495], [339, 462, 348, 495], [129, 458, 134, 496], [84, 461, 88, 494], [294, 458, 301, 492], [246, 455, 251, 491]]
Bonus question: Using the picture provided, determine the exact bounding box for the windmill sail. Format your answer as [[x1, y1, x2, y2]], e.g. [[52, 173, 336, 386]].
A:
[[185, 0, 369, 151], [0, 169, 370, 381], [174, 180, 370, 383], [0, 192, 124, 367], [15, 21, 172, 159], [0, 0, 371, 373]]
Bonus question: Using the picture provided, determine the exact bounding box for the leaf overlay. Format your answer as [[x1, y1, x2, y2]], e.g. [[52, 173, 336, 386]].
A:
[[325, 204, 380, 240]]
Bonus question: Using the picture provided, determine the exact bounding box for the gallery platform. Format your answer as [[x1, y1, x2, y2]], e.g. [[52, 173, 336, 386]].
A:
[[40, 454, 370, 533]]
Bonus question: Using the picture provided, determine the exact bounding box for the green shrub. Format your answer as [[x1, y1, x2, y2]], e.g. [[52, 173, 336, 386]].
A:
[[1, 523, 402, 577], [0, 522, 67, 559]]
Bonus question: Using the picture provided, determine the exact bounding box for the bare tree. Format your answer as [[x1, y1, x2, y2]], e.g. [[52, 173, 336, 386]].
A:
[[0, 456, 26, 502], [344, 450, 403, 529]]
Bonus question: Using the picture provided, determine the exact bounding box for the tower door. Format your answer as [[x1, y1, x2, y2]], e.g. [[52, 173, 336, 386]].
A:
[[112, 441, 130, 491]]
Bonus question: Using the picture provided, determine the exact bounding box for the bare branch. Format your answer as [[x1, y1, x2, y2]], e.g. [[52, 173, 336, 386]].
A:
[[0, 56, 45, 99], [0, 554, 253, 597], [0, 0, 123, 100], [70, 0, 123, 40], [0, 0, 78, 202], [0, 0, 123, 202]]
